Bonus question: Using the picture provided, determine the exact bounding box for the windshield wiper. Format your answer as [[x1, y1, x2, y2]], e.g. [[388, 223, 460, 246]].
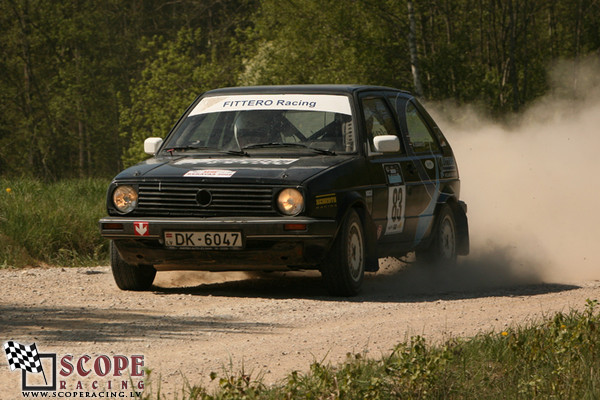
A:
[[242, 143, 336, 155], [164, 145, 203, 152], [164, 145, 248, 156], [221, 149, 249, 156]]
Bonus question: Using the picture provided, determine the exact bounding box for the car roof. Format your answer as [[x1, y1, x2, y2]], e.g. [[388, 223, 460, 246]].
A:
[[203, 84, 413, 97]]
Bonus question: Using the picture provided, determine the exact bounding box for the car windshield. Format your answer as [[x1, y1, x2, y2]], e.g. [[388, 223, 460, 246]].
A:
[[162, 94, 356, 154]]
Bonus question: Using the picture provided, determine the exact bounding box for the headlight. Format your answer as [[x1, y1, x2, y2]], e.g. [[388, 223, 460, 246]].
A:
[[112, 185, 138, 214], [277, 188, 304, 216]]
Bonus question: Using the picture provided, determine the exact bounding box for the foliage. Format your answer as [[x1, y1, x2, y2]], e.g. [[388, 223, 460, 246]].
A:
[[238, 0, 406, 87], [0, 178, 109, 267], [0, 0, 599, 178], [119, 28, 214, 167], [137, 300, 600, 399], [0, 0, 136, 179], [119, 0, 254, 167]]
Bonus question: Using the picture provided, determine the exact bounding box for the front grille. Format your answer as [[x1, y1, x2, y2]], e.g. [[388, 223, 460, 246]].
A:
[[133, 182, 277, 217]]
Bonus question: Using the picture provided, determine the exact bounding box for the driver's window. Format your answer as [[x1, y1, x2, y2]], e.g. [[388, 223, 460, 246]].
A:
[[361, 97, 399, 152], [283, 111, 354, 152], [286, 111, 334, 140]]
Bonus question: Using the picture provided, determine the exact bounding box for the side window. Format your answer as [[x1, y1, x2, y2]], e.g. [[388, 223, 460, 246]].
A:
[[361, 97, 400, 152], [405, 102, 440, 153]]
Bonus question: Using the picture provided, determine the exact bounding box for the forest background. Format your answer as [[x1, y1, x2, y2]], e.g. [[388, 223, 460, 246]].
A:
[[1, 0, 599, 179]]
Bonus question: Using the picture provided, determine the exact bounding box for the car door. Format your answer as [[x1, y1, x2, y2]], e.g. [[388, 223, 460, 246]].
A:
[[387, 94, 445, 247], [358, 92, 420, 249]]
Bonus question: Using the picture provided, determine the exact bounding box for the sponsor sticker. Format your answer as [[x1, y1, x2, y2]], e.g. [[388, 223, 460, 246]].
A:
[[315, 193, 337, 209], [189, 94, 352, 116], [183, 169, 236, 178], [383, 163, 403, 184], [442, 156, 456, 169]]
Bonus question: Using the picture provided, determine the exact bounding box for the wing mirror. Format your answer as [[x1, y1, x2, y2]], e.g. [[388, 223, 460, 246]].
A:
[[144, 137, 163, 155], [373, 135, 400, 153]]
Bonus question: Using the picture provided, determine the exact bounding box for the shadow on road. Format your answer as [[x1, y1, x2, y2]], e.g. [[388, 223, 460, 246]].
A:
[[0, 305, 279, 343]]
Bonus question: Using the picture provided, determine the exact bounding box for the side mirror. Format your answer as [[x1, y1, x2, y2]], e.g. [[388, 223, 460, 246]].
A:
[[373, 135, 400, 153], [144, 137, 163, 155]]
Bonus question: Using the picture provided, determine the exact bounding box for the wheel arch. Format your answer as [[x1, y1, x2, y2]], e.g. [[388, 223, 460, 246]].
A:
[[335, 192, 379, 271]]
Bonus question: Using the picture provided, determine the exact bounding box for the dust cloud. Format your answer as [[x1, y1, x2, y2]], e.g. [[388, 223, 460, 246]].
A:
[[154, 270, 253, 288], [429, 56, 600, 286]]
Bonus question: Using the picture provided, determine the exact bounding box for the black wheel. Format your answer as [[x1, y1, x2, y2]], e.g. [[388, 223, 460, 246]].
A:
[[322, 209, 365, 296], [110, 241, 156, 291], [416, 204, 457, 267]]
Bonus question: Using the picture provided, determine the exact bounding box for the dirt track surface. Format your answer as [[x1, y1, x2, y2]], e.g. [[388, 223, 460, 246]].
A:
[[1, 259, 599, 398]]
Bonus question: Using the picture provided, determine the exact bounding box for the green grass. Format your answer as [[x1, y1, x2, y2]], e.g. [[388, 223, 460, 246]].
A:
[[140, 300, 600, 399], [0, 178, 110, 267]]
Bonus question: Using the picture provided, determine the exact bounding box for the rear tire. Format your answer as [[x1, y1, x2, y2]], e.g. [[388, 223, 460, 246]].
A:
[[110, 241, 156, 291], [416, 204, 457, 267], [322, 209, 365, 296]]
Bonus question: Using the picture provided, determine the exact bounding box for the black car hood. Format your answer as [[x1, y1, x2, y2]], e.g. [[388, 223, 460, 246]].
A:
[[115, 154, 354, 184]]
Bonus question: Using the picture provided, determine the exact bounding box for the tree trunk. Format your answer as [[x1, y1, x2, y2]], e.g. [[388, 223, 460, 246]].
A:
[[407, 0, 424, 98], [508, 0, 520, 111]]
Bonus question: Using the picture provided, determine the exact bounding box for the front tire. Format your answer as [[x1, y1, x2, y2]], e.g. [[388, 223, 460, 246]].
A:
[[110, 241, 156, 291], [416, 204, 457, 267], [322, 209, 365, 296]]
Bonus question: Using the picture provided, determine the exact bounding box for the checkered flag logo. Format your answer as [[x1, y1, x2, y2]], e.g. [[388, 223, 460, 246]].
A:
[[3, 341, 44, 374]]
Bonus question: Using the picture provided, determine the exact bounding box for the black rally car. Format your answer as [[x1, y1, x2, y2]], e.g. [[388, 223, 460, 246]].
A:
[[100, 85, 469, 296]]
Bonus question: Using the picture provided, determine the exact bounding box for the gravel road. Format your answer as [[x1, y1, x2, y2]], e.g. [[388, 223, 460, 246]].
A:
[[1, 259, 599, 398]]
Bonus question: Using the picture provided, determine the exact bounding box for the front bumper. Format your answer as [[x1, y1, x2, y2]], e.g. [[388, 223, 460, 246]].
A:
[[99, 216, 338, 271]]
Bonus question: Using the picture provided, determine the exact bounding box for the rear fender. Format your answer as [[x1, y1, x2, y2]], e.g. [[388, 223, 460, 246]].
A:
[[432, 197, 469, 256]]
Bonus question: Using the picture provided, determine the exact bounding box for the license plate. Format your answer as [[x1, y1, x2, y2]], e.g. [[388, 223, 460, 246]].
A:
[[164, 231, 243, 249]]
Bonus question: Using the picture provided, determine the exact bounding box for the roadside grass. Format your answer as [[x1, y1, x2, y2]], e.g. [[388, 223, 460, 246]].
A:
[[141, 299, 600, 399], [0, 178, 110, 267]]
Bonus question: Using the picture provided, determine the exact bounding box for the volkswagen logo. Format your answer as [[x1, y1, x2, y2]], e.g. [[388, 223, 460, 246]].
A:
[[196, 189, 212, 207]]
